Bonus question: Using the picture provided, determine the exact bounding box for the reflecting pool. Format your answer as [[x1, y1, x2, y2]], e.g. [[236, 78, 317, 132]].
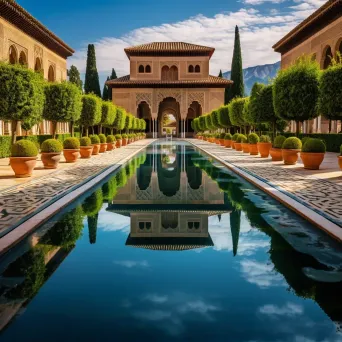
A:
[[1, 141, 342, 342]]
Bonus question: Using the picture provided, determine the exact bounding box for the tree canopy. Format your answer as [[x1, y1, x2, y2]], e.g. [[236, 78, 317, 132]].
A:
[[229, 97, 248, 127], [217, 105, 231, 128], [68, 65, 83, 91], [80, 94, 102, 135], [84, 44, 101, 97]]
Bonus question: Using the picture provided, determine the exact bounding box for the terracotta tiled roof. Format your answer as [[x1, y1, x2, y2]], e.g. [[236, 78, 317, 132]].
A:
[[125, 42, 215, 58], [0, 0, 74, 58], [273, 0, 342, 53], [106, 75, 232, 88]]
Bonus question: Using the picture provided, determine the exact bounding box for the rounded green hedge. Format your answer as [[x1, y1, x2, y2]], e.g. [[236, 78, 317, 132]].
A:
[[90, 135, 100, 144], [248, 133, 259, 144], [122, 133, 128, 138], [260, 135, 271, 143], [63, 137, 80, 149], [302, 138, 326, 153], [232, 133, 239, 142], [282, 137, 302, 150], [115, 134, 122, 140], [11, 140, 38, 157], [220, 133, 226, 139], [41, 139, 63, 153], [98, 134, 106, 143], [273, 135, 286, 149], [80, 137, 91, 147], [237, 134, 247, 143], [107, 135, 116, 143], [225, 133, 232, 140]]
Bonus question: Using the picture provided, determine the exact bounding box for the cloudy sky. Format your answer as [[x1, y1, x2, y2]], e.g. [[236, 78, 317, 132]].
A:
[[18, 0, 325, 86]]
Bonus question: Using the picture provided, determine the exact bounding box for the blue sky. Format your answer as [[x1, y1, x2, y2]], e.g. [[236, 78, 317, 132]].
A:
[[17, 0, 325, 87]]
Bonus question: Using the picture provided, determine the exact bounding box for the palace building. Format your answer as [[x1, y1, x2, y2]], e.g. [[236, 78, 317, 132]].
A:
[[107, 42, 232, 138], [273, 0, 342, 134], [0, 0, 74, 136]]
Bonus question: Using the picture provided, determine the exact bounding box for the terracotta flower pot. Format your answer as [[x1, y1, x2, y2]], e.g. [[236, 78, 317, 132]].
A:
[[232, 142, 236, 150], [80, 146, 93, 159], [339, 156, 342, 170], [257, 142, 272, 158], [235, 143, 242, 151], [116, 140, 122, 148], [122, 138, 128, 146], [241, 143, 250, 153], [224, 140, 232, 148], [203, 137, 207, 141], [63, 149, 80, 163], [92, 144, 101, 155], [220, 139, 225, 146], [282, 149, 300, 165], [107, 143, 116, 151], [41, 152, 61, 169], [249, 144, 259, 155], [99, 143, 108, 153], [300, 152, 325, 170], [270, 148, 283, 161], [10, 157, 37, 178]]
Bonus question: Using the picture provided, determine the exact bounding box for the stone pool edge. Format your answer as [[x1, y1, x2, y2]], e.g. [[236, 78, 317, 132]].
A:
[[186, 139, 342, 243], [0, 140, 156, 256]]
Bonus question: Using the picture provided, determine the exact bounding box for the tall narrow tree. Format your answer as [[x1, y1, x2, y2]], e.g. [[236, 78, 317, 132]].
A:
[[218, 70, 223, 78], [225, 26, 244, 104], [110, 68, 117, 80], [108, 68, 117, 101], [68, 65, 83, 91], [102, 76, 109, 100], [84, 44, 101, 97]]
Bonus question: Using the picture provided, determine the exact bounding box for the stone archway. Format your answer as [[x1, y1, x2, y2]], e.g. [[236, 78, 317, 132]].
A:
[[186, 101, 202, 137], [322, 45, 333, 69], [137, 101, 152, 136], [157, 97, 180, 137]]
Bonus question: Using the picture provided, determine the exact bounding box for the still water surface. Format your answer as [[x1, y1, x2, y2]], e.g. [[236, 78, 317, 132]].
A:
[[1, 141, 342, 342]]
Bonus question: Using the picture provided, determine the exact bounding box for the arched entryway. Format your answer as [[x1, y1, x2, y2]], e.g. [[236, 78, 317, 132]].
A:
[[322, 45, 333, 69], [157, 97, 180, 137], [137, 101, 152, 136], [186, 101, 202, 137]]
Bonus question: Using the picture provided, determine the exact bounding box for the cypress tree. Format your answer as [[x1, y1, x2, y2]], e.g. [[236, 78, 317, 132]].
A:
[[110, 68, 117, 80], [68, 65, 83, 91], [108, 68, 117, 101], [225, 26, 245, 104], [84, 44, 101, 97], [102, 76, 109, 100], [218, 70, 223, 78]]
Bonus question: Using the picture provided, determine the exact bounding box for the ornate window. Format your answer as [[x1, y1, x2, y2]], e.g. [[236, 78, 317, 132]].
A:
[[145, 65, 151, 73], [188, 65, 194, 73], [188, 221, 200, 229], [138, 65, 145, 73], [48, 65, 55, 82], [322, 46, 333, 69], [9, 45, 18, 65], [35, 57, 42, 72], [169, 66, 178, 81], [195, 65, 200, 73], [138, 222, 152, 230], [19, 51, 27, 66]]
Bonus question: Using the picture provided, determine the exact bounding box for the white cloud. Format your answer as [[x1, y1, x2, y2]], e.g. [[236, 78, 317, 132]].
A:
[[243, 0, 286, 4], [259, 302, 304, 317], [143, 294, 169, 304], [114, 260, 149, 268]]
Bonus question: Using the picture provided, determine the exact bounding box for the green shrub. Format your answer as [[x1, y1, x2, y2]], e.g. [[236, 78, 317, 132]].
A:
[[260, 135, 271, 143], [115, 134, 122, 140], [301, 137, 310, 146], [80, 94, 102, 134], [90, 135, 100, 144], [340, 144, 342, 156], [80, 136, 91, 147], [63, 137, 80, 149], [236, 134, 247, 143], [248, 133, 259, 144], [302, 138, 326, 153], [11, 140, 38, 157], [282, 137, 302, 150], [98, 134, 106, 143], [107, 135, 116, 143], [229, 97, 248, 127], [122, 133, 128, 139], [0, 136, 12, 158], [224, 133, 232, 140], [215, 133, 220, 138], [82, 189, 103, 217], [220, 133, 226, 139], [41, 139, 63, 153], [273, 135, 286, 149], [232, 133, 239, 142]]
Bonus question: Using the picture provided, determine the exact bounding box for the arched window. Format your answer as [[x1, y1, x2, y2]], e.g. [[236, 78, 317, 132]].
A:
[[138, 65, 145, 73], [19, 51, 27, 66], [145, 65, 151, 73], [161, 66, 169, 81], [9, 45, 18, 65], [188, 65, 194, 73], [195, 65, 200, 73], [35, 57, 42, 72], [169, 66, 178, 81], [48, 65, 55, 82], [322, 46, 333, 69]]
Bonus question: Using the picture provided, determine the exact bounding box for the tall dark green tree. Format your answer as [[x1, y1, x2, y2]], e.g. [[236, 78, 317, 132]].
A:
[[230, 209, 241, 257], [84, 44, 101, 97], [102, 76, 110, 100], [68, 65, 83, 91], [108, 68, 118, 101], [218, 70, 223, 78], [225, 26, 245, 104], [110, 68, 117, 80]]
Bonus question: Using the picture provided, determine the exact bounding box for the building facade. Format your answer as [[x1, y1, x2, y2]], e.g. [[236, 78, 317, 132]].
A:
[[107, 42, 232, 137], [273, 0, 342, 134], [0, 0, 74, 136]]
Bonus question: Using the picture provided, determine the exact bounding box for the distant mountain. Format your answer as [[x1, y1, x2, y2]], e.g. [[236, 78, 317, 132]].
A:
[[223, 61, 281, 96]]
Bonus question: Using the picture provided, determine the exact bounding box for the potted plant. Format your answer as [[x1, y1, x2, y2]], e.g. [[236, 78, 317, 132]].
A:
[[248, 133, 259, 155], [115, 134, 122, 148], [41, 139, 63, 169], [219, 133, 226, 146], [235, 134, 244, 151], [270, 135, 286, 161], [80, 137, 93, 158], [90, 135, 101, 155], [122, 133, 128, 146], [300, 138, 326, 170], [232, 133, 239, 150], [258, 135, 272, 158], [240, 135, 249, 153], [107, 135, 116, 151], [282, 137, 302, 165], [224, 133, 232, 148], [63, 137, 80, 163], [339, 145, 342, 170], [10, 140, 38, 178], [98, 134, 107, 153]]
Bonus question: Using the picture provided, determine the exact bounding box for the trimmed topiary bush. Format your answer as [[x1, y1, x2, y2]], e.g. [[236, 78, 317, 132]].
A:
[[225, 133, 232, 140], [115, 134, 122, 140], [236, 134, 247, 143], [98, 134, 106, 143], [122, 133, 128, 139], [260, 135, 271, 143], [273, 135, 286, 149], [248, 133, 259, 144], [11, 140, 38, 157], [302, 138, 326, 153], [232, 133, 239, 142], [107, 135, 116, 143], [41, 139, 63, 153], [63, 137, 80, 149], [80, 136, 91, 146], [282, 137, 302, 150], [90, 135, 100, 144], [301, 137, 310, 146], [220, 133, 226, 139]]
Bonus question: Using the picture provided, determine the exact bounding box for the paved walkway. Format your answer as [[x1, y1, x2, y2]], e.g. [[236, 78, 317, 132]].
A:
[[0, 140, 153, 238], [187, 139, 342, 229]]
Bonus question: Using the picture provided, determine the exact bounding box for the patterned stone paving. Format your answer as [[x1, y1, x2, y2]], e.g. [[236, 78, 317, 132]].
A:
[[187, 139, 342, 228], [0, 140, 154, 237]]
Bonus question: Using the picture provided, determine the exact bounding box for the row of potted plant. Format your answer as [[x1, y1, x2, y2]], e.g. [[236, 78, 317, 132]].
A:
[[9, 132, 147, 178]]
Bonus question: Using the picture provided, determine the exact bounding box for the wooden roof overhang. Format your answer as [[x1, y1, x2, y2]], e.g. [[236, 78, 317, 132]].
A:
[[0, 0, 74, 59], [273, 0, 342, 54]]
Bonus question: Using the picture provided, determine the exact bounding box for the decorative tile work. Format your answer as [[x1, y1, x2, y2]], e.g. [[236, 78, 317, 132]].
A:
[[188, 140, 342, 228], [0, 141, 153, 237]]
